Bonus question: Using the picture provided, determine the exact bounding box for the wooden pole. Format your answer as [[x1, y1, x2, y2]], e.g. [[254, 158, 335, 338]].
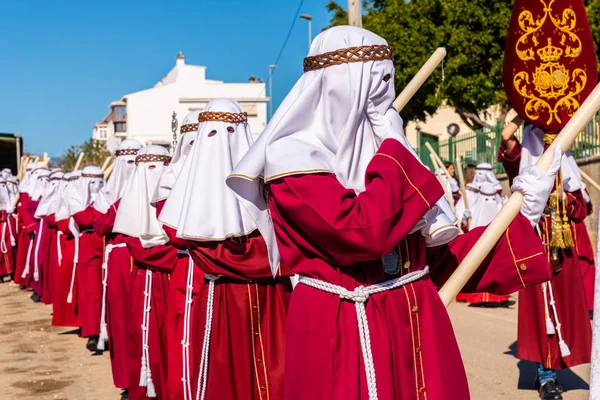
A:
[[73, 152, 85, 171], [348, 0, 362, 27], [101, 156, 112, 172], [455, 157, 470, 207], [580, 170, 600, 194], [430, 154, 455, 208], [41, 152, 51, 167], [438, 82, 600, 307], [393, 48, 446, 112], [425, 142, 454, 185], [103, 163, 114, 180]]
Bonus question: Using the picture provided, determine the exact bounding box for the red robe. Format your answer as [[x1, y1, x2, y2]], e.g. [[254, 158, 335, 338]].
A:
[[500, 140, 592, 369], [92, 200, 133, 389], [185, 231, 292, 400], [574, 200, 595, 312], [72, 206, 104, 338], [268, 139, 551, 400], [14, 193, 38, 287], [125, 237, 175, 400], [39, 216, 57, 304], [52, 217, 80, 328], [154, 200, 202, 400], [0, 210, 16, 278]]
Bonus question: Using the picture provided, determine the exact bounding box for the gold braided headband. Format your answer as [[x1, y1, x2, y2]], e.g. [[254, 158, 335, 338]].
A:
[[67, 176, 81, 181], [303, 44, 394, 72], [135, 154, 171, 165], [198, 111, 248, 124], [476, 167, 493, 171], [49, 170, 63, 177], [181, 123, 199, 133], [115, 148, 139, 157], [31, 167, 49, 174], [49, 176, 63, 181], [82, 173, 104, 178]]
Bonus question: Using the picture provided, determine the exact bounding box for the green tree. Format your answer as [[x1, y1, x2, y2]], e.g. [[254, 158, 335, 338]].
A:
[[323, 1, 522, 129], [60, 139, 110, 170]]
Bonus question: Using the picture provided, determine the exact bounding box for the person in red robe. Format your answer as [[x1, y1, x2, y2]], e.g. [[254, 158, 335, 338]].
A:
[[227, 26, 558, 400], [69, 165, 106, 351], [500, 117, 592, 399], [151, 112, 201, 400], [114, 146, 174, 400], [0, 178, 16, 280], [93, 139, 142, 400], [455, 164, 513, 307], [34, 169, 65, 304], [160, 98, 293, 400], [53, 171, 82, 329]]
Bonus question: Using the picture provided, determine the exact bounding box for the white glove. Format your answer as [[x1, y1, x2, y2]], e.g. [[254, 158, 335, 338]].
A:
[[511, 146, 562, 227], [373, 107, 411, 148], [462, 209, 472, 221]]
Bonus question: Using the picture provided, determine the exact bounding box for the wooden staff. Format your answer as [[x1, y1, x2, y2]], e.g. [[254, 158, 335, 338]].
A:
[[17, 157, 30, 180], [101, 156, 112, 172], [580, 170, 600, 194], [73, 152, 85, 171], [425, 142, 453, 180], [393, 48, 446, 112], [455, 157, 470, 229], [438, 82, 600, 307], [103, 163, 114, 180], [41, 152, 51, 167], [430, 154, 455, 207]]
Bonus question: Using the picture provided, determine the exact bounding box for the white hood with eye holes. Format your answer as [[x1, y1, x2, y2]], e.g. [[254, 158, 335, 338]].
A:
[[159, 99, 260, 245], [114, 145, 171, 248]]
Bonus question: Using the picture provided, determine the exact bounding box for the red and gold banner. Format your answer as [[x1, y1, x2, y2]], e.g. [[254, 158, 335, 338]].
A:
[[503, 0, 598, 133]]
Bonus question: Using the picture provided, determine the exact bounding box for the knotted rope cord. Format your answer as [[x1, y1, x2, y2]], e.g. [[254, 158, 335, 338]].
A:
[[21, 234, 35, 280], [546, 280, 571, 357], [0, 221, 7, 254], [66, 234, 79, 304], [56, 232, 63, 265], [98, 243, 127, 351], [181, 254, 195, 400], [33, 219, 44, 281], [197, 111, 248, 124], [195, 274, 221, 400], [297, 267, 430, 400], [181, 123, 199, 133]]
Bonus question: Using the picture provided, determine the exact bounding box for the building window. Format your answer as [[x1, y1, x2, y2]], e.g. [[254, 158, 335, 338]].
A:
[[115, 122, 127, 132], [113, 105, 126, 122], [242, 104, 258, 117]]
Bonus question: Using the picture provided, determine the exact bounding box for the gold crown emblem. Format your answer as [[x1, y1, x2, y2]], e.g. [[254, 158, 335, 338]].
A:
[[536, 39, 563, 63]]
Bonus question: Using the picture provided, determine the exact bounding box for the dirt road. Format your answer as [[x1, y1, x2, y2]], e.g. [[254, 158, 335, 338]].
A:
[[0, 282, 590, 399]]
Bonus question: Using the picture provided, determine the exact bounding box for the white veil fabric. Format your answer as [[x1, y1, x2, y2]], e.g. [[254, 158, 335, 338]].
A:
[[159, 99, 260, 247], [94, 139, 143, 213], [151, 112, 199, 205], [69, 166, 105, 218], [18, 163, 37, 193], [473, 163, 502, 192], [55, 171, 82, 221], [0, 178, 11, 212], [520, 125, 581, 193], [113, 146, 171, 248], [30, 169, 51, 202], [35, 170, 64, 218]]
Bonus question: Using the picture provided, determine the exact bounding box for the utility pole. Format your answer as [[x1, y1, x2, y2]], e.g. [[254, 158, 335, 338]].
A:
[[348, 0, 362, 27], [300, 14, 312, 51], [268, 64, 277, 120]]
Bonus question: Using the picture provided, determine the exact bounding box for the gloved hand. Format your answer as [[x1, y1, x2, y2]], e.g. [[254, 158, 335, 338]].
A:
[[462, 209, 472, 221], [511, 146, 562, 227], [380, 107, 413, 149]]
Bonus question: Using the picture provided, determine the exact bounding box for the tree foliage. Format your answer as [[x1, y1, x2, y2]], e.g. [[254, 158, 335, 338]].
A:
[[61, 139, 110, 171], [326, 0, 600, 129]]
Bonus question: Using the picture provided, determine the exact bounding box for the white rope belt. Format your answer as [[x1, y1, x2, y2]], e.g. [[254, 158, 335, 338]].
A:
[[33, 219, 44, 281], [0, 221, 7, 254], [67, 229, 93, 304], [21, 233, 35, 280], [195, 273, 221, 400], [97, 243, 127, 351], [7, 216, 15, 247], [181, 254, 194, 400], [298, 267, 430, 400], [140, 269, 157, 398], [56, 231, 63, 265], [542, 281, 571, 357]]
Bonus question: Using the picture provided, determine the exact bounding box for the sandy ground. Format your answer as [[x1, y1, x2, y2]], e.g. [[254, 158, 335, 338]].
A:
[[0, 282, 590, 399]]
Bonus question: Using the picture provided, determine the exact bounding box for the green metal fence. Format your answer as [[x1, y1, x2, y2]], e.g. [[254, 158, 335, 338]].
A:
[[417, 112, 600, 174]]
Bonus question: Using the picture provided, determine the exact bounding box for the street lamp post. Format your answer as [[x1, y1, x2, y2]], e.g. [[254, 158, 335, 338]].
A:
[[300, 14, 312, 50], [268, 64, 277, 120]]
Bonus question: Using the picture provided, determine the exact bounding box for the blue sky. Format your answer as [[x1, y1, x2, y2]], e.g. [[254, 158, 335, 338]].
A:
[[0, 0, 334, 156]]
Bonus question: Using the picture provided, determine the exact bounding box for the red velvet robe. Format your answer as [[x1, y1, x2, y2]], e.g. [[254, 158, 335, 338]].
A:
[[154, 200, 202, 400], [125, 236, 175, 400], [72, 206, 104, 338], [14, 193, 38, 287], [186, 231, 293, 400], [500, 141, 592, 369], [268, 139, 551, 400], [52, 217, 80, 328], [39, 216, 57, 304], [0, 210, 16, 278], [92, 199, 133, 389], [574, 199, 595, 312]]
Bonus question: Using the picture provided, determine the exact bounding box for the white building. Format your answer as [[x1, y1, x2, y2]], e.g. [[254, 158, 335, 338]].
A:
[[92, 53, 268, 152]]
